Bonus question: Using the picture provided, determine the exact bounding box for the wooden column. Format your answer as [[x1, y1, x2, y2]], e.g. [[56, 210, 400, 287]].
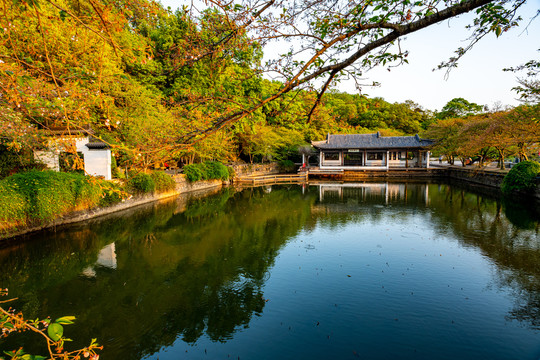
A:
[[405, 149, 409, 168], [363, 150, 367, 166]]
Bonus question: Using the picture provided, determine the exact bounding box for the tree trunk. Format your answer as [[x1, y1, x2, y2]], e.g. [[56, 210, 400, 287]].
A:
[[517, 143, 528, 161], [496, 148, 505, 170]]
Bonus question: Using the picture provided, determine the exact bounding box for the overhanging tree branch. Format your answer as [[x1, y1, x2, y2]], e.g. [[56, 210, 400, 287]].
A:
[[177, 0, 508, 146]]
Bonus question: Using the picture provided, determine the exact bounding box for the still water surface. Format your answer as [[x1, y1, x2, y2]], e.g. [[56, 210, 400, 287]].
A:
[[1, 182, 540, 359]]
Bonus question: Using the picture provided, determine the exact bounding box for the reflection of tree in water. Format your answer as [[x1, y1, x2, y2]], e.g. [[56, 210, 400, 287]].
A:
[[311, 181, 540, 330], [424, 183, 540, 330], [0, 186, 316, 360], [502, 196, 540, 230]]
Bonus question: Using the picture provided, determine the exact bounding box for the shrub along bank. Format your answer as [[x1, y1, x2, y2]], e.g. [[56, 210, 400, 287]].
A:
[[0, 170, 176, 236], [501, 161, 540, 195], [183, 162, 232, 182]]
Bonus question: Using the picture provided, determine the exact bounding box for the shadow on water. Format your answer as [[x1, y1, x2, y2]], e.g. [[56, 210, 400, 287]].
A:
[[0, 181, 539, 359]]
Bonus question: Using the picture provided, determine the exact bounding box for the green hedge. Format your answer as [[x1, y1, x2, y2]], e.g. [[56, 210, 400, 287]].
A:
[[501, 161, 540, 194], [99, 181, 125, 207], [151, 171, 176, 192], [0, 181, 26, 230], [127, 173, 155, 194], [183, 164, 204, 182], [0, 170, 176, 236], [183, 162, 229, 182], [127, 171, 176, 194], [0, 170, 104, 228]]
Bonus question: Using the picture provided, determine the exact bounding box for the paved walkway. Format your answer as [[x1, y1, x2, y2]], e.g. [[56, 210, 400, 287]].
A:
[[429, 161, 510, 174]]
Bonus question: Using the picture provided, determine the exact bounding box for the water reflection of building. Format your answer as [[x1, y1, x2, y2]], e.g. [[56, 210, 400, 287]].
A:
[[317, 182, 429, 206], [81, 242, 117, 277]]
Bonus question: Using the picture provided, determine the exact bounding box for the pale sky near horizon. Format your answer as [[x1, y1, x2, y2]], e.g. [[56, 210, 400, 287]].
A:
[[161, 0, 540, 112], [356, 0, 540, 111]]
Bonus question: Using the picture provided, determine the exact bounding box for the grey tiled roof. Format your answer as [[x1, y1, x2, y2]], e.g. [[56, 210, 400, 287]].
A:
[[45, 126, 94, 136], [312, 133, 435, 150], [85, 142, 110, 149]]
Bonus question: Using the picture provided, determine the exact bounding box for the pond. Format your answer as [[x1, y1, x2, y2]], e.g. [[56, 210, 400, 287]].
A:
[[1, 181, 540, 360]]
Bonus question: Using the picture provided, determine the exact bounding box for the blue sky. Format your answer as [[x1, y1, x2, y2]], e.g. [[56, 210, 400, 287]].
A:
[[357, 1, 540, 111]]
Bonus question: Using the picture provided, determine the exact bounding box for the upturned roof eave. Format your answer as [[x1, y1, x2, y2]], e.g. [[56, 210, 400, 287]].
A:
[[312, 144, 434, 150], [311, 133, 435, 150]]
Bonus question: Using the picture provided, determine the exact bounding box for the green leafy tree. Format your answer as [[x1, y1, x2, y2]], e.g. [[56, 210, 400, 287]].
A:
[[436, 98, 484, 119], [423, 117, 468, 164], [324, 93, 432, 134]]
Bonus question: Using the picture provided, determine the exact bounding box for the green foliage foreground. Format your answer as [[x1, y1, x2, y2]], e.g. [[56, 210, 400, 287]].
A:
[[127, 173, 156, 194], [501, 161, 540, 194], [1, 289, 102, 360]]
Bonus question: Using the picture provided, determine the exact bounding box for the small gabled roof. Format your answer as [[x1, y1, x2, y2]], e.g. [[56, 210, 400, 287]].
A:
[[85, 142, 110, 150], [45, 126, 94, 136], [312, 133, 434, 150]]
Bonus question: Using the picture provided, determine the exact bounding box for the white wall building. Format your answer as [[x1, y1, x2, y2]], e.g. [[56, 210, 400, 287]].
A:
[[34, 128, 112, 180], [312, 133, 434, 171]]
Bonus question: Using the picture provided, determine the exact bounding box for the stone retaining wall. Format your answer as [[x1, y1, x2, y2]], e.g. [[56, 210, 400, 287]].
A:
[[440, 167, 506, 188], [440, 166, 540, 199], [173, 174, 223, 192], [230, 163, 280, 178]]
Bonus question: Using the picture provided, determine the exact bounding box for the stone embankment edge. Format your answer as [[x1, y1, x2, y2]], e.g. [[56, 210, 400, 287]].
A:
[[435, 166, 540, 200], [1, 175, 223, 241]]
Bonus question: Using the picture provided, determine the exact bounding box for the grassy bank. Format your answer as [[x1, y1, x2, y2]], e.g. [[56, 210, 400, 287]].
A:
[[0, 170, 176, 236]]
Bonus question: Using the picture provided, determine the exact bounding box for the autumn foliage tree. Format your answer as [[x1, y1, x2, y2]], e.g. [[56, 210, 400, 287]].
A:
[[0, 0, 535, 171], [424, 104, 540, 168]]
